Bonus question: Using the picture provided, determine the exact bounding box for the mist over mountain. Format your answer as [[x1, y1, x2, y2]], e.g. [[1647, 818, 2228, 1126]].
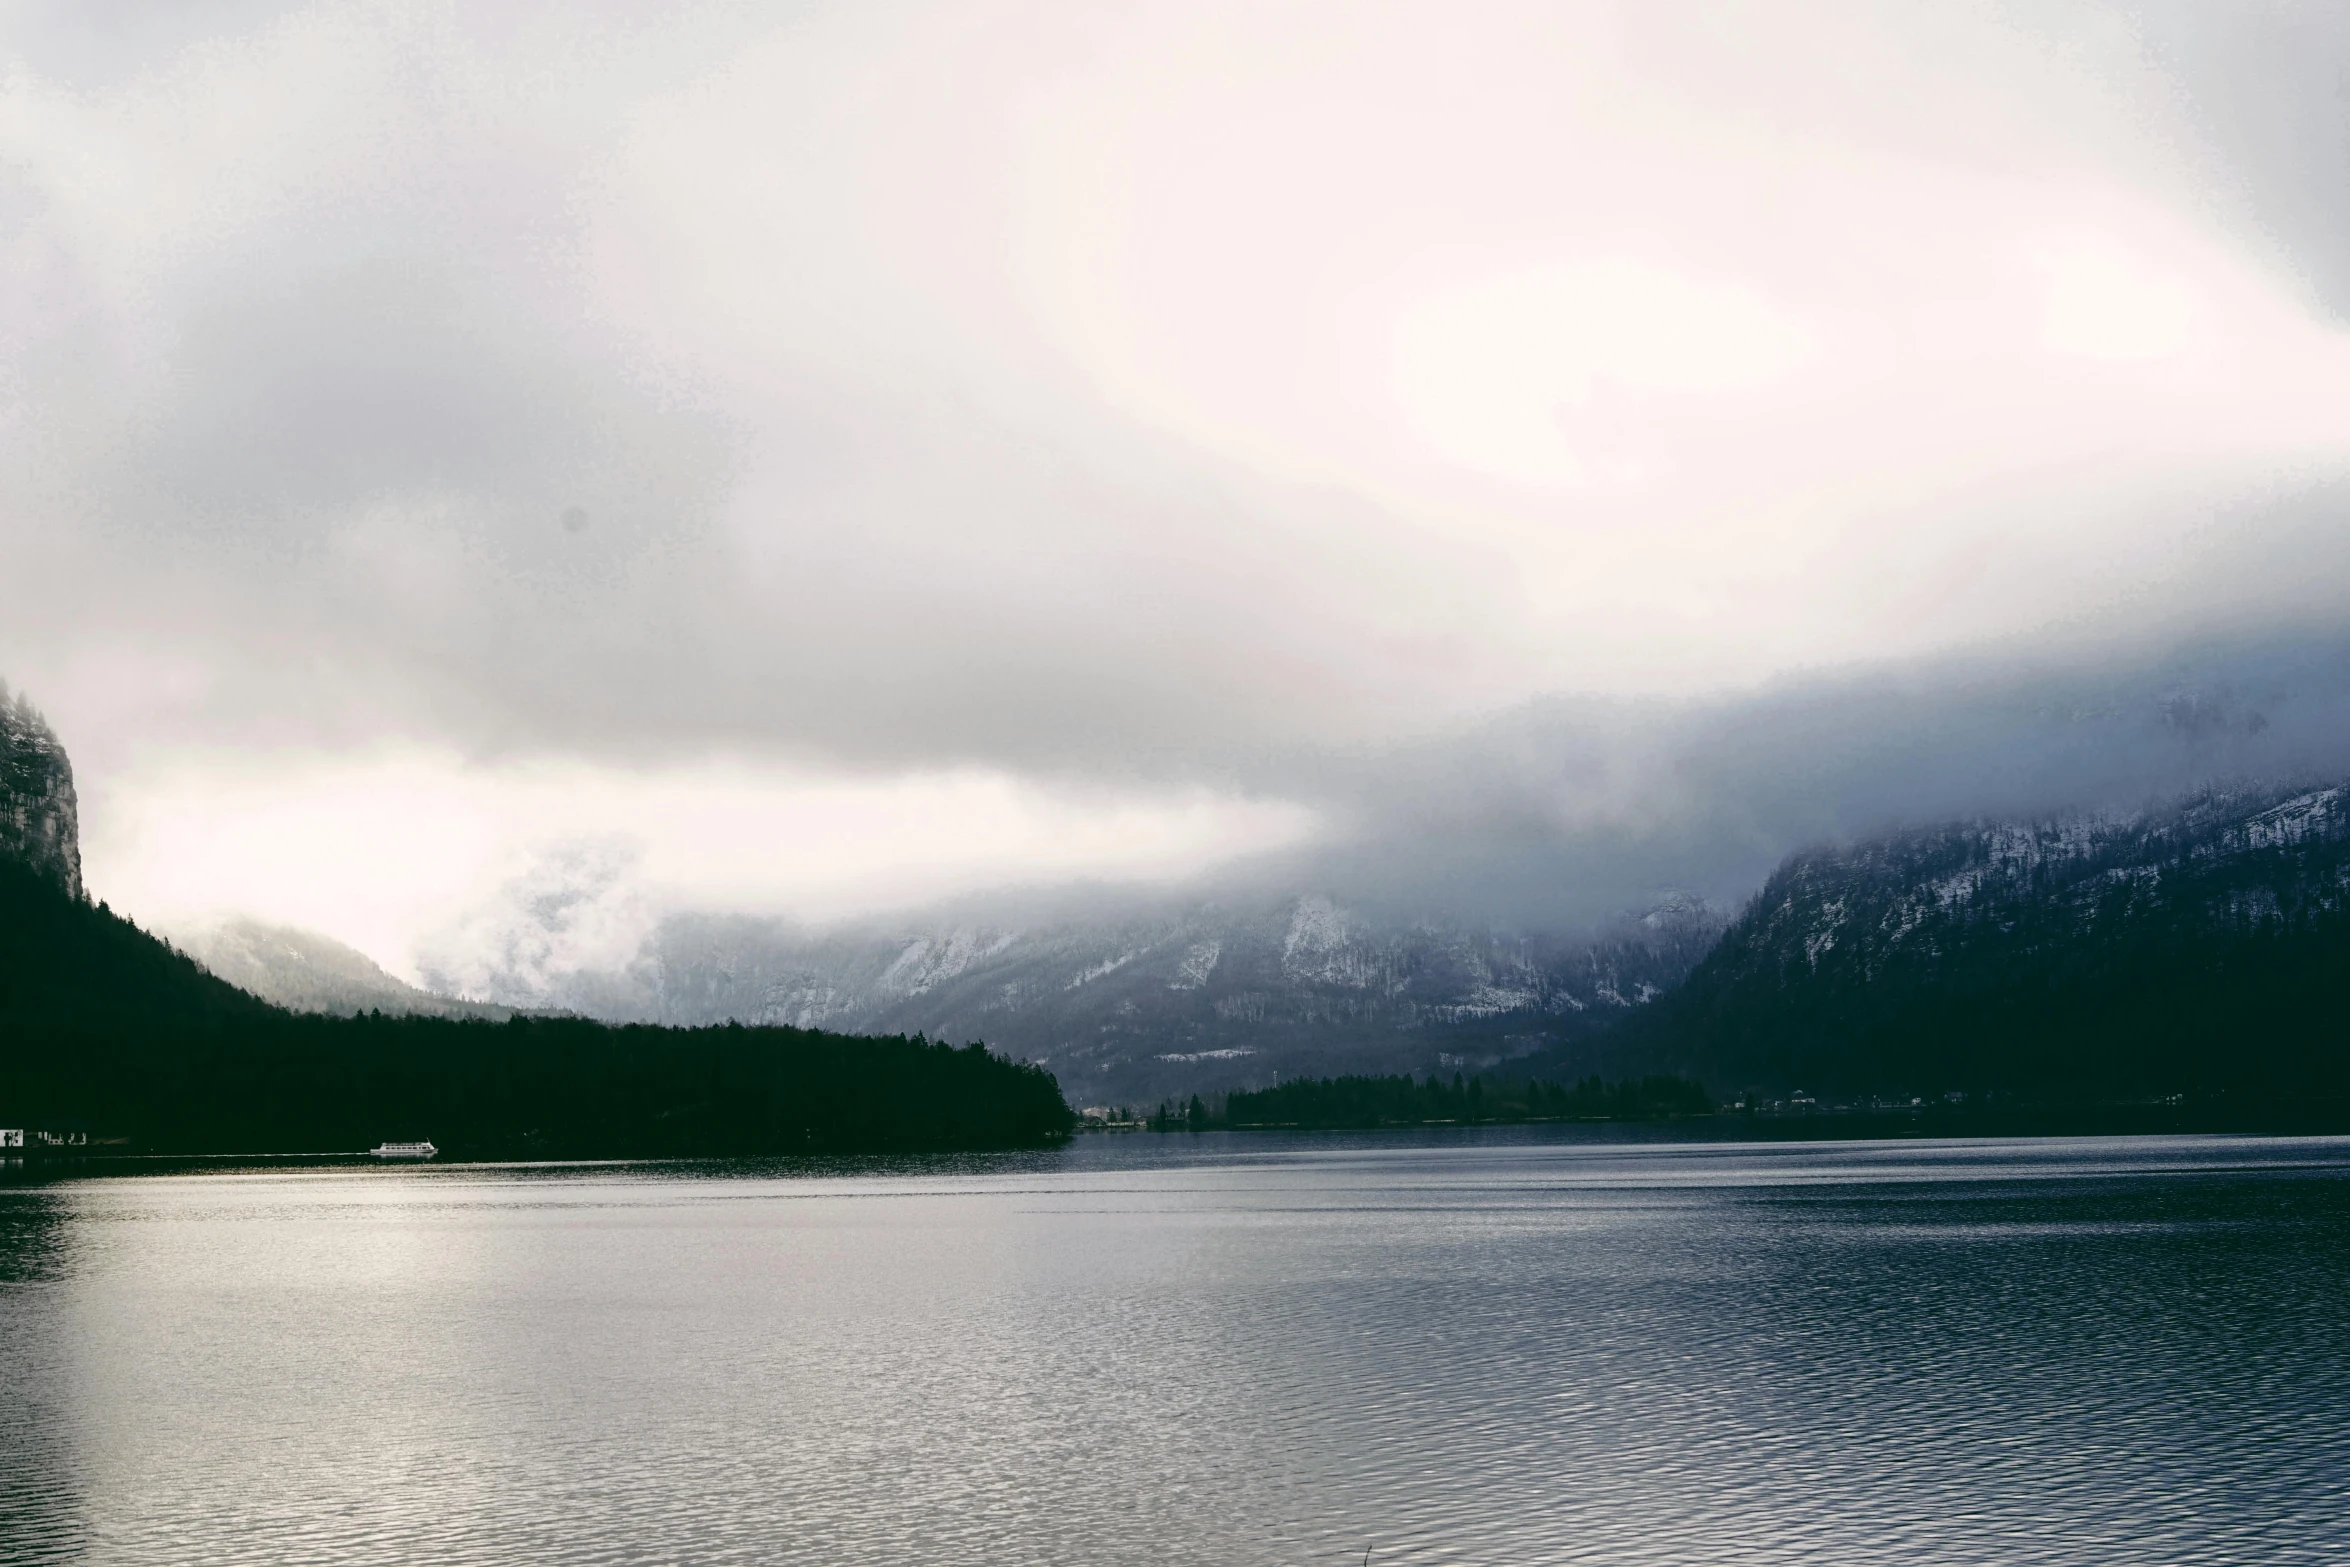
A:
[[23, 548, 2350, 1109], [1248, 612, 2350, 931], [11, 655, 2349, 1116], [170, 916, 508, 1021], [424, 887, 1724, 1105], [377, 616, 2350, 1097]]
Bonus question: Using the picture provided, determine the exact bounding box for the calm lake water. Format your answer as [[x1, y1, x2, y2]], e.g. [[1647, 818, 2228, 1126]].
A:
[[3, 1130, 2347, 1566]]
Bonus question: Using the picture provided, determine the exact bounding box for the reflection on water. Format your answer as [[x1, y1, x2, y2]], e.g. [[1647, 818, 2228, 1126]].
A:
[[2, 1132, 2346, 1565], [0, 1186, 84, 1563]]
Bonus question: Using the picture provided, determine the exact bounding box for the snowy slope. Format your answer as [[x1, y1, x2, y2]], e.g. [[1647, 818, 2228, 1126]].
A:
[[1611, 781, 2350, 1098], [444, 891, 1725, 1103]]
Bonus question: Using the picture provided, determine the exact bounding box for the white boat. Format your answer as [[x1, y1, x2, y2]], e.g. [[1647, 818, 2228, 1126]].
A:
[[370, 1141, 438, 1160]]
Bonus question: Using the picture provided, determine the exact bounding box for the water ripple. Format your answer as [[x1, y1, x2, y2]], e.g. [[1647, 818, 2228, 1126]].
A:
[[1, 1133, 2345, 1564]]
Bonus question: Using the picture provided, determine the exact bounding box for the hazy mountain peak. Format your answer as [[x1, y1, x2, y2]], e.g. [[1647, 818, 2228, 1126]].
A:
[[446, 888, 1728, 1100], [170, 916, 508, 1020]]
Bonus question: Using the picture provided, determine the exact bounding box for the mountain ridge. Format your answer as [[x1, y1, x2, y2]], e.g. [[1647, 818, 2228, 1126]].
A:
[[423, 890, 1728, 1104], [1574, 778, 2350, 1103]]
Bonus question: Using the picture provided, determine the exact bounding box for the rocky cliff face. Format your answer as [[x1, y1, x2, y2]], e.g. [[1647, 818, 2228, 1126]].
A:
[[0, 682, 83, 901]]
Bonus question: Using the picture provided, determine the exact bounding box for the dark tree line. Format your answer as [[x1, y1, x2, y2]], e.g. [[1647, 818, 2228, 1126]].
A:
[[0, 859, 1073, 1157], [1213, 1071, 1710, 1130]]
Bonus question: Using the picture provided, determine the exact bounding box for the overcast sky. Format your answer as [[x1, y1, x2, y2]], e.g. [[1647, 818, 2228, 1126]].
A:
[[4, 0, 2347, 975]]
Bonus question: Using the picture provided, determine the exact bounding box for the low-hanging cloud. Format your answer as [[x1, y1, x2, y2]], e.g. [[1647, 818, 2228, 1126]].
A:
[[401, 601, 2350, 1002], [1266, 622, 2350, 934]]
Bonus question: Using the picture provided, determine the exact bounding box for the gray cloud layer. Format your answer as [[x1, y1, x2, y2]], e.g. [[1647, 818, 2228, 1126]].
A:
[[5, 1, 2349, 950], [2125, 0, 2350, 320], [2, 1, 1474, 774], [1276, 620, 2350, 932], [432, 601, 2350, 997]]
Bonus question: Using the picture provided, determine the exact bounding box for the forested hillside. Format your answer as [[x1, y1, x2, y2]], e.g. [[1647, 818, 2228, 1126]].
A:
[[1593, 783, 2350, 1104], [0, 858, 1072, 1156]]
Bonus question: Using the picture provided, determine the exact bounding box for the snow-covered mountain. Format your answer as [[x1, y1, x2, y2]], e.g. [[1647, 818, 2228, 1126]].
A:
[[432, 891, 1726, 1103], [1599, 780, 2350, 1100]]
